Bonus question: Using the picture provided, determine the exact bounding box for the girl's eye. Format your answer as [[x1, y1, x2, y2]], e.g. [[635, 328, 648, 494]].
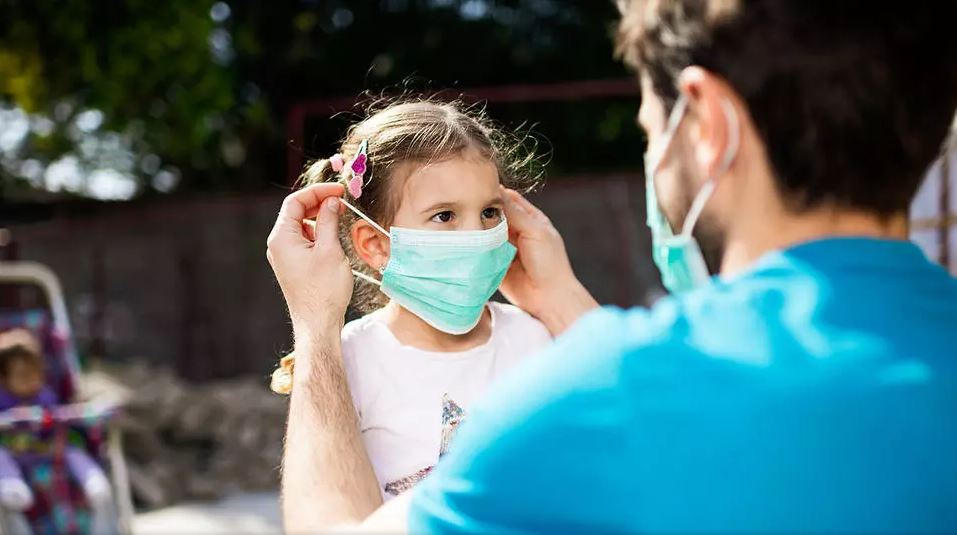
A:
[[482, 207, 502, 220], [431, 211, 454, 223]]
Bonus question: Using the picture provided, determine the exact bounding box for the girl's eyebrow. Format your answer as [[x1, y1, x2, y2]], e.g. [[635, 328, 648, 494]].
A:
[[419, 201, 457, 213], [483, 195, 505, 206]]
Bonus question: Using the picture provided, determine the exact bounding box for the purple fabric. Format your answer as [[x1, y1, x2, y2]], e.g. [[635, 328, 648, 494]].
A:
[[0, 389, 17, 412], [0, 446, 24, 480], [0, 386, 58, 412]]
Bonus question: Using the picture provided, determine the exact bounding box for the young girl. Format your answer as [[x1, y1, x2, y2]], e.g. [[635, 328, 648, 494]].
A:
[[272, 99, 552, 499]]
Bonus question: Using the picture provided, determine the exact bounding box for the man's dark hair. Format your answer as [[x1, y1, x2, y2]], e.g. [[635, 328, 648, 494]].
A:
[[617, 0, 957, 215]]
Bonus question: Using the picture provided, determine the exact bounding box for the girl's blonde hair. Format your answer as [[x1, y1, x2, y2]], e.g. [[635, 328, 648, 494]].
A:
[[300, 98, 543, 313]]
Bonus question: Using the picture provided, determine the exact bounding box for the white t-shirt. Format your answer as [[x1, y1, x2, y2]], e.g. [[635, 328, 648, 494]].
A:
[[341, 301, 552, 500]]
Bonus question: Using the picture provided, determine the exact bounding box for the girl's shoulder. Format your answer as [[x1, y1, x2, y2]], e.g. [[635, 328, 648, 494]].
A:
[[341, 311, 389, 350], [338, 312, 393, 401], [342, 312, 379, 337], [488, 302, 552, 343]]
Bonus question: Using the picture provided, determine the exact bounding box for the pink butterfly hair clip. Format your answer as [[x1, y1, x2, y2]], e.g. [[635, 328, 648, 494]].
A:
[[346, 139, 369, 198], [329, 153, 345, 172]]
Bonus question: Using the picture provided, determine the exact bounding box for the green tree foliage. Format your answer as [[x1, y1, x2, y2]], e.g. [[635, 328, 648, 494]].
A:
[[0, 0, 641, 199]]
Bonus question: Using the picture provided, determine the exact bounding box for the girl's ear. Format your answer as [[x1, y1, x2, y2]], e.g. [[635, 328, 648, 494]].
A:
[[351, 220, 390, 271]]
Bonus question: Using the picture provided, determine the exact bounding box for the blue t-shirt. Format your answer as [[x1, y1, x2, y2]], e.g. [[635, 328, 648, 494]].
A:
[[408, 238, 957, 533]]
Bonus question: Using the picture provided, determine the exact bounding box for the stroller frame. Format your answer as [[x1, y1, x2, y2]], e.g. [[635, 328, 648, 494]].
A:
[[0, 262, 134, 535]]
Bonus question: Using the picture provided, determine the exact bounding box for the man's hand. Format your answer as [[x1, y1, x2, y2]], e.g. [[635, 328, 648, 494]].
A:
[[266, 183, 352, 337], [500, 188, 599, 336], [268, 184, 384, 532]]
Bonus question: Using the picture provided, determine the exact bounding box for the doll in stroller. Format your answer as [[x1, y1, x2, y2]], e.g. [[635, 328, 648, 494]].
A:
[[0, 329, 112, 533], [0, 262, 133, 535]]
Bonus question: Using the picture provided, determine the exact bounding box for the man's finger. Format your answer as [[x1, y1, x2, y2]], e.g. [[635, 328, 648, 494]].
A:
[[314, 196, 342, 249], [266, 183, 345, 253], [502, 187, 537, 234], [302, 220, 317, 242], [277, 183, 346, 227], [504, 188, 550, 224], [269, 183, 345, 250]]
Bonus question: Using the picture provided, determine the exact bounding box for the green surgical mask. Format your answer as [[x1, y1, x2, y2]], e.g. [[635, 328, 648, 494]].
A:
[[643, 94, 739, 293], [342, 200, 516, 335]]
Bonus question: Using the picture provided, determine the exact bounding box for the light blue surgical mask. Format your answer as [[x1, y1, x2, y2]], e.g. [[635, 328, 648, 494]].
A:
[[341, 200, 516, 335], [643, 94, 740, 293]]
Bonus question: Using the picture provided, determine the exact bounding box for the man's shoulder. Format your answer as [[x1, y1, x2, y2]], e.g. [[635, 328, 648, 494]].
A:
[[468, 305, 681, 427], [406, 305, 707, 533], [485, 285, 775, 417], [539, 296, 708, 371]]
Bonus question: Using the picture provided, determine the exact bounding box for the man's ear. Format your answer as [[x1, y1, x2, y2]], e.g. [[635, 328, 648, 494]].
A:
[[678, 66, 740, 180], [351, 220, 390, 271]]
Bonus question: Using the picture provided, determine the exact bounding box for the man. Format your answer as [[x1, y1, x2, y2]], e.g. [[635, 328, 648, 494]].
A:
[[267, 0, 957, 532]]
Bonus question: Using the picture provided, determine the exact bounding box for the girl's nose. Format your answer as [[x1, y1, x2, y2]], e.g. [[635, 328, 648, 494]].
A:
[[459, 214, 487, 231]]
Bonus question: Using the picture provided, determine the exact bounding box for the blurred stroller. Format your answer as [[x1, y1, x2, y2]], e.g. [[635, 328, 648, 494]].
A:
[[0, 262, 133, 535]]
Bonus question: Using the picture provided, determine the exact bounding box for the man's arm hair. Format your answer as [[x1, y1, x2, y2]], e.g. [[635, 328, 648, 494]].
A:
[[280, 330, 384, 532]]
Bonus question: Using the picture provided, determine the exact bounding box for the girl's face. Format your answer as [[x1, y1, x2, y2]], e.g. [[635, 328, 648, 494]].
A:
[[5, 357, 44, 399], [390, 149, 503, 231]]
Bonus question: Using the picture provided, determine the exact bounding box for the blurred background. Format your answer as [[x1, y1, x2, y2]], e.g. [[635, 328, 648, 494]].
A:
[[0, 1, 954, 532], [1, 0, 659, 381]]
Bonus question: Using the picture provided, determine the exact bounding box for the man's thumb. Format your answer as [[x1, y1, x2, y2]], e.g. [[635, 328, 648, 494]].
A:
[[502, 188, 534, 233], [314, 196, 342, 248]]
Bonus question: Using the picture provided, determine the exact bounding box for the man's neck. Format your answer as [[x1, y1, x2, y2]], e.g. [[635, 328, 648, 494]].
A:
[[380, 301, 492, 352], [721, 205, 909, 277]]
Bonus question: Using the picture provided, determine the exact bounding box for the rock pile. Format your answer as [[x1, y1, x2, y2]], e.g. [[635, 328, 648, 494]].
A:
[[82, 362, 287, 509]]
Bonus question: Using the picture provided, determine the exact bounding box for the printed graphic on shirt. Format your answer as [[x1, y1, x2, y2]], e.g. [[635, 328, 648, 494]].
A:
[[384, 394, 465, 496], [382, 465, 433, 496], [439, 393, 465, 456]]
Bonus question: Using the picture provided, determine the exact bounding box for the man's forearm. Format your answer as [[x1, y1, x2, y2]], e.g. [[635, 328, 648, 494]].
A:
[[537, 279, 600, 337], [281, 326, 383, 532]]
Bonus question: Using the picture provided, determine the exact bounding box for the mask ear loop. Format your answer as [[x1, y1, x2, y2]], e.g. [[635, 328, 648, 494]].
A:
[[352, 269, 382, 287], [646, 95, 689, 235], [647, 95, 690, 178], [679, 98, 740, 238], [339, 197, 389, 237], [326, 197, 389, 287]]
